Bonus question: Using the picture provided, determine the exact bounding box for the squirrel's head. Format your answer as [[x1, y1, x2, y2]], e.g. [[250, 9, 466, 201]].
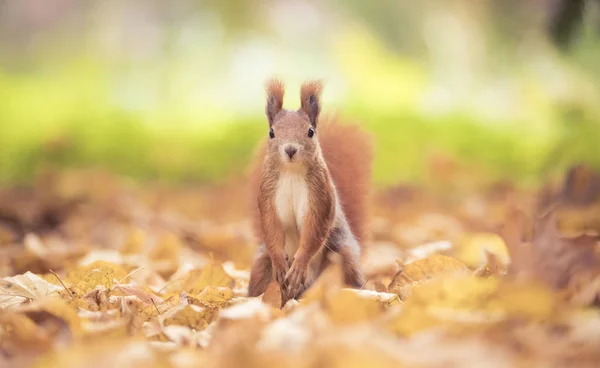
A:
[[263, 79, 323, 168]]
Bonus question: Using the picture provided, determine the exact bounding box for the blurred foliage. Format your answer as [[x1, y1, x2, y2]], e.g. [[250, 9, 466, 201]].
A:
[[1, 0, 600, 188]]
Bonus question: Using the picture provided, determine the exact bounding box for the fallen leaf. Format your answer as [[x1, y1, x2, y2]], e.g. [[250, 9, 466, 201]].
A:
[[453, 232, 510, 269], [388, 254, 470, 300], [502, 207, 600, 303], [196, 286, 234, 308], [323, 288, 388, 325], [160, 303, 216, 330], [0, 271, 62, 309], [408, 274, 560, 323], [182, 261, 234, 295]]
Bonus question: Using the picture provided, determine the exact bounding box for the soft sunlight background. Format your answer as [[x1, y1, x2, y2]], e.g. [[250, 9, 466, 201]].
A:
[[2, 0, 600, 187]]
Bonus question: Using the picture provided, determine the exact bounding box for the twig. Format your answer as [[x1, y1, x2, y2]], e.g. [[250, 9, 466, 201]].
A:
[[49, 269, 75, 300], [156, 278, 184, 295], [118, 267, 145, 284], [151, 298, 161, 315]]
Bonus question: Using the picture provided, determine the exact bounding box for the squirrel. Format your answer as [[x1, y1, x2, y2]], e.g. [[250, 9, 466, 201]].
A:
[[247, 79, 373, 304]]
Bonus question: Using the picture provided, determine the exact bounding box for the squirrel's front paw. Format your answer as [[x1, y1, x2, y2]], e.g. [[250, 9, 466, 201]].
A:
[[284, 261, 307, 300], [272, 254, 289, 290]]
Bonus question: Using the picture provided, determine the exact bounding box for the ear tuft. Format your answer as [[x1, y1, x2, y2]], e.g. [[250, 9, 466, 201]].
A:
[[300, 80, 323, 126], [265, 78, 285, 127]]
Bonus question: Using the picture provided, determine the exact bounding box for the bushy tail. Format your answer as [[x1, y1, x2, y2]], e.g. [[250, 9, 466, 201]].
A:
[[318, 116, 374, 248]]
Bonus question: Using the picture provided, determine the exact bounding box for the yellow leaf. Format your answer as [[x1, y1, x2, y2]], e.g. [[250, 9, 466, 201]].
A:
[[140, 295, 179, 321], [408, 274, 560, 322], [160, 304, 217, 330], [384, 305, 443, 337], [323, 288, 387, 325], [196, 286, 234, 308], [453, 232, 510, 269], [71, 266, 115, 297], [182, 261, 234, 294], [388, 254, 470, 300], [112, 284, 162, 305], [66, 261, 128, 288]]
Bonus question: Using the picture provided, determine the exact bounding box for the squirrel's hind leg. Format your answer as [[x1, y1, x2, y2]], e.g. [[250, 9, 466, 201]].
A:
[[338, 245, 365, 288], [248, 244, 273, 297], [327, 227, 366, 288]]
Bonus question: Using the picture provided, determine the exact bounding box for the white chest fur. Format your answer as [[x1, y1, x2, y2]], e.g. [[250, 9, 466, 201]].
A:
[[275, 171, 309, 258]]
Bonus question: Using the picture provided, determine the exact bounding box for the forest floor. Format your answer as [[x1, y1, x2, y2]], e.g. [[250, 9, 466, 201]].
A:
[[2, 167, 600, 368]]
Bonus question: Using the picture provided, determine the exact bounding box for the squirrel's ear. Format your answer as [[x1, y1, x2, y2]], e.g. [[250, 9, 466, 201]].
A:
[[265, 78, 285, 127], [300, 80, 323, 126]]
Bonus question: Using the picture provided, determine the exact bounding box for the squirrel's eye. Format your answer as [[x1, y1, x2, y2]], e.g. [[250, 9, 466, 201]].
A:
[[308, 127, 315, 138], [269, 128, 275, 139]]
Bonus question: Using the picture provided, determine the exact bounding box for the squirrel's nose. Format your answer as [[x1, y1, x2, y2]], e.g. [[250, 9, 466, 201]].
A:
[[284, 146, 297, 159]]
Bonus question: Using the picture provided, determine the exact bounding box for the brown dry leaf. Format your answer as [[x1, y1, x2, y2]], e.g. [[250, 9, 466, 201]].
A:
[[0, 271, 63, 309], [15, 233, 89, 273], [71, 288, 111, 312], [0, 312, 53, 353], [22, 298, 83, 338], [502, 207, 600, 304], [0, 298, 82, 359], [388, 254, 470, 300], [113, 283, 162, 305], [140, 294, 179, 321], [261, 280, 283, 309], [182, 261, 234, 295]]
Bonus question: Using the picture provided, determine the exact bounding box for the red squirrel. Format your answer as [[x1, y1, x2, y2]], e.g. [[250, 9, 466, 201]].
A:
[[247, 79, 373, 303]]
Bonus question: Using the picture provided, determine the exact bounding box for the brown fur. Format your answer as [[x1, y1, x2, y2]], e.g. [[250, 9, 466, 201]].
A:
[[247, 79, 373, 302], [265, 78, 285, 127], [249, 116, 373, 251], [317, 117, 373, 246]]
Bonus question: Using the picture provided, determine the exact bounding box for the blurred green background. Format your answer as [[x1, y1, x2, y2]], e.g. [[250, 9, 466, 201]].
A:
[[2, 0, 600, 189]]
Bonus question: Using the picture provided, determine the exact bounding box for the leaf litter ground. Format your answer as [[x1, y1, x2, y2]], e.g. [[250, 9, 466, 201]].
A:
[[2, 168, 600, 368]]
